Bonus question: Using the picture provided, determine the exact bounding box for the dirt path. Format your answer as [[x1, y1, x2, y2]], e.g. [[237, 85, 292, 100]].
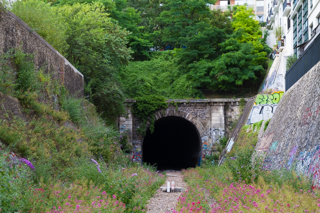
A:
[[146, 171, 186, 213]]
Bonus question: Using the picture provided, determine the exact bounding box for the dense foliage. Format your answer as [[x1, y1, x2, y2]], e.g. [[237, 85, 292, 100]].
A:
[[0, 49, 165, 212], [132, 95, 167, 135], [9, 0, 271, 109]]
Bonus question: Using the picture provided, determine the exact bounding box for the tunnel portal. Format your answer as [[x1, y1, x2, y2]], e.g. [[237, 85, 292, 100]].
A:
[[142, 116, 201, 170]]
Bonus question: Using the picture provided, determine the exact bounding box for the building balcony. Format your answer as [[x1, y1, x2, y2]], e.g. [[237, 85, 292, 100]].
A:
[[273, 0, 280, 12], [270, 12, 275, 22], [282, 0, 291, 16], [269, 8, 273, 17], [278, 39, 285, 51], [290, 0, 302, 17]]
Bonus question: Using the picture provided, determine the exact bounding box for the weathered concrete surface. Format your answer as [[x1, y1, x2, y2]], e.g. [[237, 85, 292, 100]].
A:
[[0, 11, 83, 97], [120, 99, 247, 163], [255, 61, 320, 188]]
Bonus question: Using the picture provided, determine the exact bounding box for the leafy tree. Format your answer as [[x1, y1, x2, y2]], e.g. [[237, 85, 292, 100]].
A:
[[209, 6, 271, 91], [155, 1, 233, 92], [231, 5, 262, 43], [58, 2, 132, 122], [157, 0, 216, 47], [110, 0, 153, 60], [127, 0, 167, 50], [11, 0, 68, 54], [211, 37, 265, 90], [55, 0, 151, 60]]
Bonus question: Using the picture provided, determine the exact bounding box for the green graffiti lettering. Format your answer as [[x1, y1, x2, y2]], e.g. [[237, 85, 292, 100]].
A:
[[272, 93, 280, 104], [255, 94, 264, 105], [255, 92, 284, 105]]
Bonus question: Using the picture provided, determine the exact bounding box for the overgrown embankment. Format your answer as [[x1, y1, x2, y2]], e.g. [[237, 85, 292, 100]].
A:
[[173, 124, 320, 212], [0, 49, 165, 212]]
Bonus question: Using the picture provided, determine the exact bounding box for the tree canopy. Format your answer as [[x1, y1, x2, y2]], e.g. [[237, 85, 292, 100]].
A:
[[9, 0, 272, 121]]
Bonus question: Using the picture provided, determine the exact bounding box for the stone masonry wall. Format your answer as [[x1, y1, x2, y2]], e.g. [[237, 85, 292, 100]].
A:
[[119, 99, 245, 163], [255, 61, 320, 188], [0, 11, 84, 97]]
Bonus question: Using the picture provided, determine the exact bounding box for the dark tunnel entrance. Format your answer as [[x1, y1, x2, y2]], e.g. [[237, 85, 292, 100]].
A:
[[142, 116, 201, 170]]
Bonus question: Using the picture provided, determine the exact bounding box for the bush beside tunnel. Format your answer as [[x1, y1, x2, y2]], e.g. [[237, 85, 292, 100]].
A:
[[142, 116, 201, 170]]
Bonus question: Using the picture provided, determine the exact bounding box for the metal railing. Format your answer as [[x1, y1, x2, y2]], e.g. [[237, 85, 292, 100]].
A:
[[286, 32, 320, 90]]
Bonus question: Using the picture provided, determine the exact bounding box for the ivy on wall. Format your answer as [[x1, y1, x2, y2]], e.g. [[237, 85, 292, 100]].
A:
[[132, 95, 167, 136]]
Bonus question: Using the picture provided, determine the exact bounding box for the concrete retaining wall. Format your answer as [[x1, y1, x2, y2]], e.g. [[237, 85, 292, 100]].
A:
[[255, 61, 320, 188], [0, 11, 84, 97]]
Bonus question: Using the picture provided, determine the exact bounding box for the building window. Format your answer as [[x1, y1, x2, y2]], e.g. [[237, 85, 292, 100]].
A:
[[303, 0, 308, 42], [287, 16, 291, 30]]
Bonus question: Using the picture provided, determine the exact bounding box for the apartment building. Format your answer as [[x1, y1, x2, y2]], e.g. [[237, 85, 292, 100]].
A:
[[209, 0, 265, 22], [262, 0, 320, 93], [266, 0, 320, 57]]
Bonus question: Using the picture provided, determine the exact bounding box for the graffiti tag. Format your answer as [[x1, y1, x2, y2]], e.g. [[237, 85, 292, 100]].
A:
[[255, 92, 284, 105]]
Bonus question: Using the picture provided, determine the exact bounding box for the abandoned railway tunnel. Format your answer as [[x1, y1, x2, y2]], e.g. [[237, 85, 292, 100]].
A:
[[143, 116, 201, 170], [119, 99, 245, 170]]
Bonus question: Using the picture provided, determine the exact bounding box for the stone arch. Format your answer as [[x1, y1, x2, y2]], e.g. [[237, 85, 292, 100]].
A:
[[153, 107, 206, 137], [141, 108, 204, 170]]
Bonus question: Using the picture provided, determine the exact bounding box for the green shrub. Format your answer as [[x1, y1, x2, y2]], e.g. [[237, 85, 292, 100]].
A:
[[219, 136, 228, 149], [0, 51, 16, 95], [226, 145, 261, 183], [132, 95, 167, 136], [0, 151, 33, 212], [13, 50, 41, 94], [286, 54, 297, 71], [252, 119, 263, 131], [62, 97, 82, 125]]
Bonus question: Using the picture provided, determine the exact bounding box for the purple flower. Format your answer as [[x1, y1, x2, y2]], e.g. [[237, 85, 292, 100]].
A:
[[91, 159, 101, 173], [20, 158, 35, 170], [91, 159, 99, 166], [131, 173, 138, 177]]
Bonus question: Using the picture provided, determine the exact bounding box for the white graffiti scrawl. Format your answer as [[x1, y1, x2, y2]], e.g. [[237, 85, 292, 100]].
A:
[[202, 128, 225, 155], [247, 104, 277, 124]]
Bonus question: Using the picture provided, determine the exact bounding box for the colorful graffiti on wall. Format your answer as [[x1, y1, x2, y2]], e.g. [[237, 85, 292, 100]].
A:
[[295, 145, 320, 188], [132, 141, 142, 163], [247, 92, 284, 125], [201, 128, 225, 156], [261, 55, 285, 93], [255, 92, 284, 105], [287, 146, 298, 167], [270, 141, 278, 151], [256, 133, 274, 153]]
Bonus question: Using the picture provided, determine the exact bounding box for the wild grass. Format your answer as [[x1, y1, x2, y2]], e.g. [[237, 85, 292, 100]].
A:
[[0, 48, 165, 212], [173, 125, 319, 213]]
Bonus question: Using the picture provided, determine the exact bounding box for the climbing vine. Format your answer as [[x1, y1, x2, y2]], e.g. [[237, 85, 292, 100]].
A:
[[132, 95, 167, 136]]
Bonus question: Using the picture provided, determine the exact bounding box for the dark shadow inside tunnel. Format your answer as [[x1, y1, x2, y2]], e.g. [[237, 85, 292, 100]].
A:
[[142, 116, 201, 170]]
